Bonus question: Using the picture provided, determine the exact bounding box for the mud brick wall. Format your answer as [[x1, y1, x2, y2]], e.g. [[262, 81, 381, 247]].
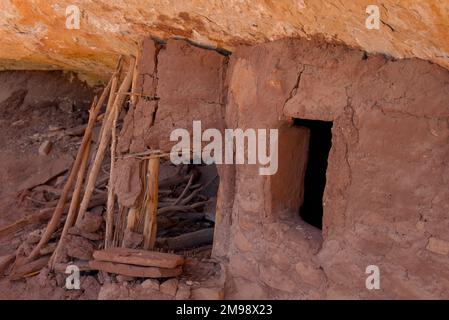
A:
[[115, 39, 228, 208], [220, 38, 449, 299], [116, 37, 449, 299]]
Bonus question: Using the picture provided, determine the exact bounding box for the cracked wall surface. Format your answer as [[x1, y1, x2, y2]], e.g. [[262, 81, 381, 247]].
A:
[[221, 38, 449, 299], [1, 1, 449, 82], [114, 37, 449, 299]]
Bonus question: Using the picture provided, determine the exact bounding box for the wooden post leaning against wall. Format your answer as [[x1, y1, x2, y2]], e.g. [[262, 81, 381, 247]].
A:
[[143, 157, 160, 250], [124, 42, 142, 234]]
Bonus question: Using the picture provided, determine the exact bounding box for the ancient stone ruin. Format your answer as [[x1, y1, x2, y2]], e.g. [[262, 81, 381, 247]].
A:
[[0, 2, 449, 300]]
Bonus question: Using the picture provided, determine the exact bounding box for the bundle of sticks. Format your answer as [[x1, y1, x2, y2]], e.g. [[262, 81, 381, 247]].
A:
[[4, 53, 216, 279], [7, 55, 135, 272]]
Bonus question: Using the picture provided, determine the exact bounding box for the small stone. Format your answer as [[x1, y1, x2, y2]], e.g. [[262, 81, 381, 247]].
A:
[[160, 278, 178, 296], [66, 235, 95, 260], [39, 140, 53, 156], [426, 237, 449, 255], [77, 211, 103, 233], [186, 280, 193, 286], [175, 283, 191, 300], [141, 278, 160, 291], [98, 283, 129, 300], [416, 221, 425, 231], [80, 276, 101, 300]]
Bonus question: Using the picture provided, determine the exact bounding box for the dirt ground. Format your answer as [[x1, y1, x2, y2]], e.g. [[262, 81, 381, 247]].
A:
[[0, 70, 97, 298]]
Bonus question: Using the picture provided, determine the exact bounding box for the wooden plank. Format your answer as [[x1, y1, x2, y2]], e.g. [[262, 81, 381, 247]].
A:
[[143, 157, 159, 249], [93, 247, 184, 268], [89, 260, 182, 278]]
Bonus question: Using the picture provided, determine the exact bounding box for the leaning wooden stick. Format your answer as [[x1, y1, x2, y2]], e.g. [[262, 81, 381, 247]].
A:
[[105, 76, 120, 248], [124, 46, 142, 235], [49, 136, 92, 269], [130, 41, 141, 106], [173, 174, 194, 206], [25, 83, 110, 263], [76, 56, 136, 226], [143, 157, 160, 249]]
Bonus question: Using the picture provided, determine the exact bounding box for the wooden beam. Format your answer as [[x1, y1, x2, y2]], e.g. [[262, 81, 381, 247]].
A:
[[93, 247, 184, 269], [143, 158, 160, 249]]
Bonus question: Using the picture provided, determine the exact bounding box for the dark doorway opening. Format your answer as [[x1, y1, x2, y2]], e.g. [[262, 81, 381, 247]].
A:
[[294, 118, 333, 230]]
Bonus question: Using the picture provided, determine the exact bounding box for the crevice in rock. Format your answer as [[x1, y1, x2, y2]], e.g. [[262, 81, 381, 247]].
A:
[[283, 65, 305, 111]]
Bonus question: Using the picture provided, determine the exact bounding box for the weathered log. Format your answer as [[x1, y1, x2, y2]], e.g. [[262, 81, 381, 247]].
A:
[[89, 260, 182, 278], [93, 247, 184, 268], [143, 158, 160, 249], [157, 228, 214, 251]]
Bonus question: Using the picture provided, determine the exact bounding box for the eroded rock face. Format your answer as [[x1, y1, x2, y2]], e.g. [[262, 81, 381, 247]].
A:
[[0, 1, 448, 81]]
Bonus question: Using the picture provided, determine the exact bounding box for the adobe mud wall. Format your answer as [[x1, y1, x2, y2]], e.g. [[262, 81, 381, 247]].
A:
[[116, 37, 449, 299]]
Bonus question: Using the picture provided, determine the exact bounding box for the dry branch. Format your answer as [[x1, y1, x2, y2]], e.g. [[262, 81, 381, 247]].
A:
[[173, 174, 194, 206], [105, 75, 120, 249]]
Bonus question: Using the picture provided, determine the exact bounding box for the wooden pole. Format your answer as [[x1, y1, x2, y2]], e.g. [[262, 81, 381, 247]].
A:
[[125, 43, 142, 235], [76, 56, 136, 225], [143, 158, 159, 250], [25, 82, 110, 262], [104, 76, 120, 249], [49, 135, 92, 269]]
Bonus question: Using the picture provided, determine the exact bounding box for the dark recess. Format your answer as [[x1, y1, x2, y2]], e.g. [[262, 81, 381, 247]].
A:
[[294, 118, 333, 230]]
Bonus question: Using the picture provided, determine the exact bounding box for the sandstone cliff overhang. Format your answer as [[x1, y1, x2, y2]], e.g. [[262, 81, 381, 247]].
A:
[[0, 1, 448, 82]]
